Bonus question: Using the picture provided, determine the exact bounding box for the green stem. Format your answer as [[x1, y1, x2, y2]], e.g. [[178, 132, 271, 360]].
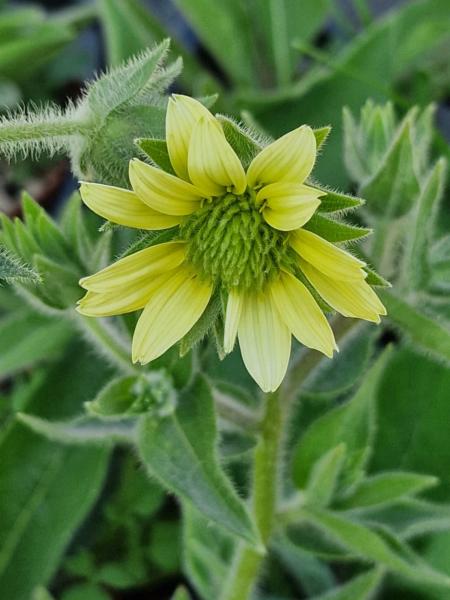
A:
[[76, 314, 138, 375], [0, 118, 91, 144], [220, 390, 282, 600]]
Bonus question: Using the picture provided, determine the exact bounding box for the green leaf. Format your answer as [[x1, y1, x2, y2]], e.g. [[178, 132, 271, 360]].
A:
[[32, 587, 56, 600], [0, 23, 75, 79], [305, 444, 347, 508], [303, 507, 450, 588], [16, 414, 136, 446], [98, 0, 161, 65], [137, 375, 259, 545], [360, 113, 420, 217], [303, 214, 371, 242], [0, 343, 112, 599], [315, 187, 364, 213], [182, 503, 233, 600], [0, 310, 72, 379], [33, 255, 82, 309], [401, 158, 447, 291], [303, 325, 375, 399], [61, 583, 111, 600], [0, 246, 40, 283], [293, 349, 390, 492], [272, 534, 335, 596], [362, 264, 391, 287], [217, 114, 263, 168], [136, 137, 175, 174], [372, 347, 450, 502], [310, 568, 383, 600], [173, 0, 256, 86], [171, 586, 191, 600], [85, 40, 170, 116], [339, 472, 438, 510], [380, 290, 450, 364]]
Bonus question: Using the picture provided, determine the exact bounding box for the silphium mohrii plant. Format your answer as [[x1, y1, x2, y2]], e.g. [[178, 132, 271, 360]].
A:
[[76, 94, 386, 392]]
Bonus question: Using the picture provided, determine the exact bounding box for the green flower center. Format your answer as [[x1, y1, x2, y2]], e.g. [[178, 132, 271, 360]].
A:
[[180, 192, 292, 291]]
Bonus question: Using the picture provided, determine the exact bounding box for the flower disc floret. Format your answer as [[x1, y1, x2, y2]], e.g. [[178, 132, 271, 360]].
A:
[[180, 191, 291, 291]]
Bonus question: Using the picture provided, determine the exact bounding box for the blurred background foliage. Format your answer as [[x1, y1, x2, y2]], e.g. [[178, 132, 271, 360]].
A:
[[0, 0, 450, 599]]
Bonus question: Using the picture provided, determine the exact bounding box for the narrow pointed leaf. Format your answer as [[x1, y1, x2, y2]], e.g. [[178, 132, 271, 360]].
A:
[[303, 214, 371, 242]]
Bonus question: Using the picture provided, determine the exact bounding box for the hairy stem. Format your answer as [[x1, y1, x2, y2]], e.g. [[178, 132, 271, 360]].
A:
[[0, 118, 91, 143], [220, 390, 282, 600], [76, 314, 138, 375]]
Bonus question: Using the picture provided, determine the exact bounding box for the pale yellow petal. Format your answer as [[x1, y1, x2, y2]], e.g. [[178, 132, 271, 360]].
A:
[[224, 289, 242, 353], [166, 94, 214, 181], [247, 125, 316, 188], [129, 159, 203, 216], [300, 258, 386, 323], [132, 266, 213, 364], [79, 241, 187, 293], [270, 271, 336, 357], [291, 229, 366, 281], [79, 183, 182, 230], [238, 292, 291, 392], [76, 273, 165, 317], [257, 183, 323, 231], [188, 117, 247, 197]]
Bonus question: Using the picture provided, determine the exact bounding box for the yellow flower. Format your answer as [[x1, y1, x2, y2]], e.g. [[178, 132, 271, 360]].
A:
[[77, 95, 386, 392]]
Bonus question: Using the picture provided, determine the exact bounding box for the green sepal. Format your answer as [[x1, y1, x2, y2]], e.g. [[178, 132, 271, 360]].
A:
[[135, 137, 175, 174], [314, 186, 364, 213], [363, 265, 391, 287], [313, 126, 331, 151], [118, 227, 178, 259], [179, 292, 222, 357], [216, 114, 263, 169], [33, 254, 82, 309], [303, 214, 371, 243]]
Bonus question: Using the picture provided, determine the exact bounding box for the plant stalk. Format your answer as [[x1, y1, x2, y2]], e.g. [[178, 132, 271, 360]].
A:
[[220, 390, 282, 600]]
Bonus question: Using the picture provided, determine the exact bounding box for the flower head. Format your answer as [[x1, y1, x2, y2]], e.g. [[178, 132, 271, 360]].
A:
[[78, 95, 386, 392]]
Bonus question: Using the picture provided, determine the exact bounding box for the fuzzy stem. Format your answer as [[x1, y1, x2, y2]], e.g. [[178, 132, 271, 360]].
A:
[[0, 118, 91, 144], [220, 390, 282, 600], [76, 315, 138, 376]]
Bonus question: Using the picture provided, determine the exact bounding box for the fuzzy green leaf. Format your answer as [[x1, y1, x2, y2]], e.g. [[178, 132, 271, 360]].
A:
[[16, 413, 135, 446], [315, 187, 364, 213], [137, 375, 259, 545], [0, 310, 72, 379], [303, 214, 371, 242], [401, 158, 447, 291], [136, 138, 175, 174], [0, 344, 111, 598], [305, 444, 347, 508], [361, 113, 420, 217], [303, 325, 375, 399], [85, 40, 170, 115], [303, 507, 450, 588], [339, 472, 438, 510], [0, 246, 40, 284], [293, 349, 390, 492], [171, 586, 192, 600], [380, 290, 450, 364], [273, 534, 335, 596], [310, 568, 383, 600], [182, 503, 233, 600]]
